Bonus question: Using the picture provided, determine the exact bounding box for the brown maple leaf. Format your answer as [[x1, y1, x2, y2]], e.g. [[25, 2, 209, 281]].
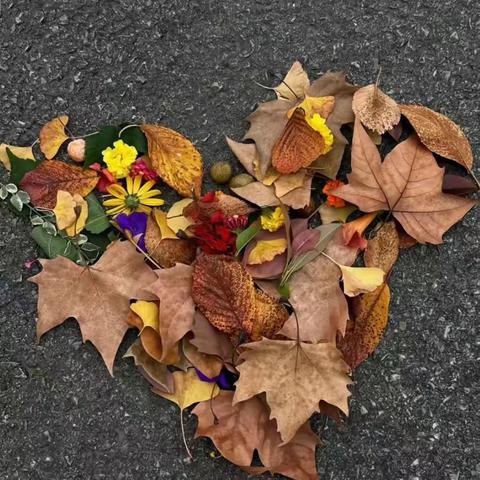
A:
[[30, 241, 157, 375], [193, 391, 320, 480], [191, 255, 288, 341], [333, 118, 476, 244], [148, 263, 196, 363], [20, 159, 98, 209], [233, 338, 352, 443]]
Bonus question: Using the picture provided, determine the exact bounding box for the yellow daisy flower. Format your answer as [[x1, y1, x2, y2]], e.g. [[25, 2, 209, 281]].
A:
[[103, 176, 164, 215], [260, 207, 285, 232], [102, 140, 138, 179]]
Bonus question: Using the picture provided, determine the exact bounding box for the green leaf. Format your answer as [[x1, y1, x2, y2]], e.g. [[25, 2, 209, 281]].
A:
[[31, 226, 78, 261], [84, 126, 120, 167], [235, 221, 261, 255], [10, 193, 24, 211], [8, 148, 38, 185], [277, 282, 290, 299], [120, 126, 147, 154], [85, 193, 110, 233]]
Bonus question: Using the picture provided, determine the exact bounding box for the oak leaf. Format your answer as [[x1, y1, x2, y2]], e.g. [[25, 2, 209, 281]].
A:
[[148, 263, 196, 363], [352, 84, 401, 134], [401, 104, 474, 170], [30, 241, 157, 374], [0, 144, 35, 171], [141, 124, 202, 197], [274, 61, 310, 101], [234, 338, 352, 443], [192, 255, 288, 341], [193, 391, 320, 480], [39, 115, 69, 159], [333, 119, 476, 244], [20, 159, 98, 209]]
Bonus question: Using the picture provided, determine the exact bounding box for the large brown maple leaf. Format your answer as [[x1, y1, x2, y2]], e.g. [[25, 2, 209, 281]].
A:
[[333, 118, 476, 244], [30, 241, 157, 375]]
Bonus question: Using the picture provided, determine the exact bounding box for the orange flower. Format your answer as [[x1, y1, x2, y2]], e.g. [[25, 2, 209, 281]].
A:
[[323, 180, 346, 208]]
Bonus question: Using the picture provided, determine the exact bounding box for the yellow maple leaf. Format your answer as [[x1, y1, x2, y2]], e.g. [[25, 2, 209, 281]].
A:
[[248, 238, 287, 265], [39, 115, 69, 159], [340, 265, 385, 297], [0, 144, 35, 171], [52, 190, 88, 236]]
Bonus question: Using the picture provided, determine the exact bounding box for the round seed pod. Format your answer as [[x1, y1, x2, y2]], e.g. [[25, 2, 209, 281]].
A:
[[210, 161, 232, 184], [229, 173, 254, 188], [67, 139, 86, 163]]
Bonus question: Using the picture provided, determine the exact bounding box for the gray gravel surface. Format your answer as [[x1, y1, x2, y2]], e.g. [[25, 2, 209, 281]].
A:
[[0, 1, 479, 479]]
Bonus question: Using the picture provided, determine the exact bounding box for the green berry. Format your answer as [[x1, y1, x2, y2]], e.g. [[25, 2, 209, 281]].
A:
[[229, 173, 254, 188], [210, 161, 233, 184]]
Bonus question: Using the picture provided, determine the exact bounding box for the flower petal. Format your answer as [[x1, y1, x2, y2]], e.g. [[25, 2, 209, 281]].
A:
[[137, 180, 156, 196], [141, 198, 165, 206], [103, 198, 124, 207], [106, 184, 127, 198], [138, 189, 162, 199]]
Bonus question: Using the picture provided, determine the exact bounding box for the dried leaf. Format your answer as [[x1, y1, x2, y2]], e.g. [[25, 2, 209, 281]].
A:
[[274, 61, 310, 101], [364, 221, 399, 273], [148, 263, 196, 363], [192, 255, 288, 341], [247, 238, 287, 265], [274, 170, 306, 197], [0, 144, 35, 171], [234, 338, 352, 443], [153, 209, 178, 239], [167, 198, 195, 234], [184, 191, 254, 219], [401, 104, 474, 170], [352, 84, 401, 134], [141, 124, 203, 197], [182, 337, 223, 378], [193, 391, 319, 480], [226, 137, 258, 178], [333, 119, 476, 244], [442, 174, 479, 196], [124, 340, 174, 393], [338, 283, 391, 370], [39, 115, 69, 159], [339, 265, 384, 297], [53, 190, 88, 236], [20, 159, 98, 209], [319, 202, 356, 224], [30, 241, 157, 374]]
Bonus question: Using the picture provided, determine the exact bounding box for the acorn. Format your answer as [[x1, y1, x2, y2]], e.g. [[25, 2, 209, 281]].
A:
[[67, 139, 86, 163], [210, 161, 232, 184], [229, 173, 254, 188]]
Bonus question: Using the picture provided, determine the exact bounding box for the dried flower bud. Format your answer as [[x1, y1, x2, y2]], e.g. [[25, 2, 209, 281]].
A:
[[229, 173, 254, 188], [67, 139, 86, 163], [225, 214, 249, 230], [210, 161, 232, 184]]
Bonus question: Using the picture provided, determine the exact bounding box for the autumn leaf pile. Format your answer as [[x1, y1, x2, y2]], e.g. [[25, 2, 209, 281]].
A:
[[1, 62, 478, 480]]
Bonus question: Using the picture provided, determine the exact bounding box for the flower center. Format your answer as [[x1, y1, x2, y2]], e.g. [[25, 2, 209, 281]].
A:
[[124, 194, 140, 209]]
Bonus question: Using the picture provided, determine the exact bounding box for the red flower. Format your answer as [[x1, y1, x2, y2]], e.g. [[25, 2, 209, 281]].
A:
[[225, 215, 249, 230], [201, 191, 217, 203], [90, 163, 116, 193], [323, 179, 346, 208], [129, 158, 158, 181], [192, 210, 236, 255]]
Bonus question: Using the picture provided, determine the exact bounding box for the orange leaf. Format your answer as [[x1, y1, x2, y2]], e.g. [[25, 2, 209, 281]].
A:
[[141, 124, 202, 197], [39, 115, 70, 159], [20, 159, 98, 209]]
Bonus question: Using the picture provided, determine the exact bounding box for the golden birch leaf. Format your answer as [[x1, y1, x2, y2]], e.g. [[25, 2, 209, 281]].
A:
[[39, 115, 70, 159], [141, 124, 203, 197], [340, 265, 385, 297], [0, 144, 35, 170], [247, 238, 287, 265], [352, 84, 401, 134], [401, 104, 474, 170], [233, 338, 352, 444]]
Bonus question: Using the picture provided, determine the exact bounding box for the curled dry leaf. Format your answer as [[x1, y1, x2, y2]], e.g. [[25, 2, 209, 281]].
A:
[[192, 255, 288, 341], [333, 119, 476, 244], [20, 159, 98, 209], [29, 241, 157, 375], [364, 220, 399, 273], [0, 144, 34, 171], [274, 61, 310, 101], [124, 340, 174, 393], [401, 104, 474, 170], [339, 265, 385, 297], [182, 337, 223, 378], [234, 338, 352, 444], [39, 115, 70, 159], [148, 263, 196, 363], [352, 84, 401, 134], [141, 124, 202, 198], [193, 391, 320, 480]]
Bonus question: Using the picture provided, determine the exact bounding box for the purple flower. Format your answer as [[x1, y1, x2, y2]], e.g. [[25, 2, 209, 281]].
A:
[[195, 368, 231, 389], [117, 212, 148, 251]]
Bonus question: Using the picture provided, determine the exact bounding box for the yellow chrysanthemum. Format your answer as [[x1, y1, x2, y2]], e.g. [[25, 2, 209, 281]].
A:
[[102, 140, 138, 179], [260, 207, 285, 232], [103, 176, 164, 215], [305, 113, 334, 153]]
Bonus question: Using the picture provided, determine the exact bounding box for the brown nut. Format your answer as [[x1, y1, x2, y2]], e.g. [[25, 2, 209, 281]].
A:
[[229, 173, 254, 188], [210, 161, 232, 184]]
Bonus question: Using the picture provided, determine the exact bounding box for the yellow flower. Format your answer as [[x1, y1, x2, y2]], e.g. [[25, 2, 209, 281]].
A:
[[305, 113, 334, 154], [103, 176, 164, 215], [260, 207, 285, 232], [102, 140, 138, 179]]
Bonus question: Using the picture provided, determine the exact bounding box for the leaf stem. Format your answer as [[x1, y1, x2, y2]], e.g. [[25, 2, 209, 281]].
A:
[[180, 409, 193, 458]]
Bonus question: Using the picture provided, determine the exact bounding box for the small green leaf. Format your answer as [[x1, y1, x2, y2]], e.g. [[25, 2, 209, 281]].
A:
[[17, 190, 30, 204], [31, 226, 78, 260], [0, 185, 7, 200], [8, 148, 39, 185], [85, 193, 110, 233], [10, 193, 23, 211], [5, 183, 18, 194], [120, 126, 147, 154], [81, 241, 100, 252], [76, 234, 88, 245], [31, 215, 45, 226], [235, 221, 261, 255], [84, 126, 120, 167], [277, 282, 290, 299], [42, 221, 57, 236]]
